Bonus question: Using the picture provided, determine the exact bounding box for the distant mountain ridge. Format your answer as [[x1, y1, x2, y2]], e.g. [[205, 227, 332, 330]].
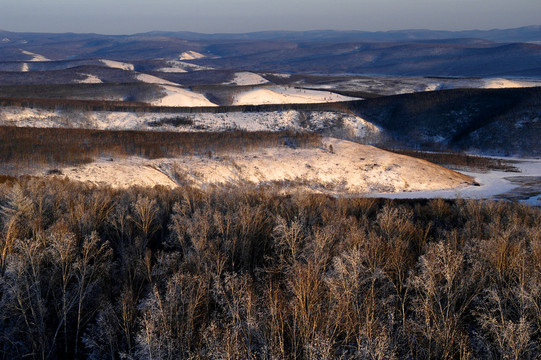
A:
[[1, 26, 541, 77], [2, 25, 541, 43], [140, 25, 541, 43]]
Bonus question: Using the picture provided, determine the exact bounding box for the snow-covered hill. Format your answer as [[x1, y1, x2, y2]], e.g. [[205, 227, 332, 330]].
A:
[[20, 50, 50, 61], [179, 51, 206, 60], [233, 86, 358, 105], [150, 85, 218, 107], [225, 72, 269, 86], [482, 78, 539, 89], [54, 137, 474, 192], [75, 74, 102, 84], [135, 73, 179, 86], [0, 107, 380, 142], [100, 59, 134, 71]]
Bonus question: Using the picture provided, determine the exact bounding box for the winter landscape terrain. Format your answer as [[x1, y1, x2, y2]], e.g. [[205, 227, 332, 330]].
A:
[[1, 28, 540, 202], [1, 25, 541, 359]]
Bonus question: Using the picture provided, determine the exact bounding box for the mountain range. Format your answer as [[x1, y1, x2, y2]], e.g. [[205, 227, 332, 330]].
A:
[[2, 26, 541, 77]]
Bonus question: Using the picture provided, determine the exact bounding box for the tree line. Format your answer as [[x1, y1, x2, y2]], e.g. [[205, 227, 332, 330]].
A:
[[0, 96, 360, 114], [0, 126, 321, 175]]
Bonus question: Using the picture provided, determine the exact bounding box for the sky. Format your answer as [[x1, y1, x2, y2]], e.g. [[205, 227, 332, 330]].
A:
[[1, 0, 540, 34]]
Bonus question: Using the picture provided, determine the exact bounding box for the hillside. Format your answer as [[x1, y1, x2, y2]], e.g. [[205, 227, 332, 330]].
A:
[[53, 137, 474, 193], [1, 85, 541, 156], [345, 87, 541, 156]]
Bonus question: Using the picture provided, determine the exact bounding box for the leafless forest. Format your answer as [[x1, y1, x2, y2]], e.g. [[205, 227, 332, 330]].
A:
[[0, 126, 321, 175], [1, 177, 540, 359], [381, 148, 519, 172]]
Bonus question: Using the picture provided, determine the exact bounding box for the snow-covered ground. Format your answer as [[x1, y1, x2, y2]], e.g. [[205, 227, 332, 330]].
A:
[[20, 50, 50, 61], [161, 60, 213, 72], [150, 85, 217, 107], [306, 77, 541, 96], [0, 107, 379, 140], [53, 138, 473, 192], [135, 73, 179, 86], [179, 51, 206, 60], [56, 157, 178, 189], [233, 86, 359, 105], [225, 72, 269, 86], [367, 157, 541, 206], [76, 74, 102, 84], [99, 59, 135, 71], [483, 78, 539, 89], [266, 72, 291, 78], [158, 66, 188, 73]]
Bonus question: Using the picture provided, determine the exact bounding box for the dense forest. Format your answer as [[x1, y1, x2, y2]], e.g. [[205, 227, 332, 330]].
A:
[[1, 177, 540, 359], [348, 87, 541, 155]]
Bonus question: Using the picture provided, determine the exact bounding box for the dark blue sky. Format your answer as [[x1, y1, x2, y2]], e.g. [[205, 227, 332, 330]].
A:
[[1, 0, 540, 34]]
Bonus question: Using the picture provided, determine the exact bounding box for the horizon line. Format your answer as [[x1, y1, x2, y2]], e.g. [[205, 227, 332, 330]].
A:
[[1, 24, 540, 37]]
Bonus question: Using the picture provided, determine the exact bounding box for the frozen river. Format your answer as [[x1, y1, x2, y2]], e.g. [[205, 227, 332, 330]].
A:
[[367, 157, 541, 206]]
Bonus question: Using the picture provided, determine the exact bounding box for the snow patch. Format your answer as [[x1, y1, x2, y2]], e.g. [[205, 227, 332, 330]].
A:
[[167, 60, 213, 71], [225, 72, 269, 86], [158, 67, 188, 73], [268, 73, 291, 78], [151, 85, 217, 107], [20, 50, 50, 61], [483, 78, 538, 89], [233, 86, 359, 105], [424, 83, 440, 91], [21, 63, 29, 72], [136, 73, 179, 86], [179, 51, 206, 60], [100, 59, 135, 71], [76, 74, 102, 84], [2, 38, 10, 42]]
